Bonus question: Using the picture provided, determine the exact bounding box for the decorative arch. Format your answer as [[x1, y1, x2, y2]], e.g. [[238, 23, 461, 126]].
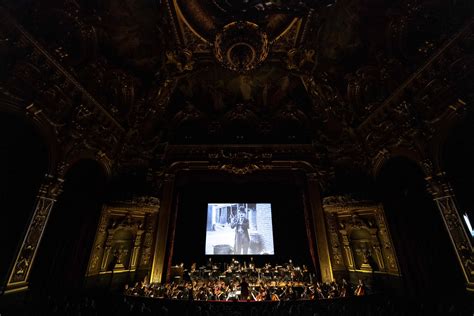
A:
[[0, 96, 59, 175], [150, 152, 334, 284], [371, 146, 424, 180]]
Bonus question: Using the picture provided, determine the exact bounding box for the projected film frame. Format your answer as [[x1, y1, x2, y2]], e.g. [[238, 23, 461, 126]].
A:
[[205, 203, 275, 256]]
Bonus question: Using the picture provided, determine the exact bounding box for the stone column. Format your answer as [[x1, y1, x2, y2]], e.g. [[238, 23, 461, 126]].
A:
[[150, 174, 175, 283], [100, 231, 115, 272], [324, 213, 345, 271], [374, 206, 399, 274], [86, 209, 109, 276], [369, 231, 384, 271], [306, 173, 334, 282], [140, 212, 158, 268], [425, 172, 474, 290], [130, 230, 144, 270], [339, 230, 355, 270], [4, 174, 64, 293]]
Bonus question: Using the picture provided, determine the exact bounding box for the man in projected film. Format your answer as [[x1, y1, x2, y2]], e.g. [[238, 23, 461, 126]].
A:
[[231, 206, 250, 254]]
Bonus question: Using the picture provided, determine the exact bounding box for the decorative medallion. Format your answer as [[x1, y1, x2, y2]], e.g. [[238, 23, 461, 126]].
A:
[[214, 21, 269, 73]]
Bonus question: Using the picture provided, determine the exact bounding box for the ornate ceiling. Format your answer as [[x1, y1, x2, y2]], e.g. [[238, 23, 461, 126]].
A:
[[0, 0, 473, 185]]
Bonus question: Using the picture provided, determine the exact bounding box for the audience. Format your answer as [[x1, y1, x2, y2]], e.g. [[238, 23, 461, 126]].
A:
[[2, 291, 472, 315]]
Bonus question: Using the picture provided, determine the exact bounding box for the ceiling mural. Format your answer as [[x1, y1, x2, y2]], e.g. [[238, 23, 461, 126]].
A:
[[174, 0, 298, 42], [166, 64, 312, 143], [0, 0, 472, 176]]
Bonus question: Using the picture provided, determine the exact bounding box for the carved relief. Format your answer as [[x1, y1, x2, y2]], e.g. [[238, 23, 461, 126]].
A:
[[323, 196, 400, 275], [346, 66, 387, 115], [285, 48, 317, 74], [86, 197, 160, 276], [208, 150, 273, 175], [359, 19, 474, 163], [214, 21, 269, 73], [165, 49, 195, 75], [425, 171, 474, 285], [140, 212, 158, 267], [6, 174, 64, 289], [325, 213, 344, 269]]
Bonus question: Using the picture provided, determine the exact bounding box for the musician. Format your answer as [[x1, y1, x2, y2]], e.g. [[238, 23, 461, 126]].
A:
[[231, 208, 250, 254], [271, 289, 280, 301], [340, 278, 350, 297], [287, 259, 294, 270], [315, 282, 325, 299], [354, 279, 366, 296], [327, 281, 339, 298], [255, 286, 267, 301], [240, 277, 250, 300], [249, 257, 255, 270], [206, 257, 213, 269]]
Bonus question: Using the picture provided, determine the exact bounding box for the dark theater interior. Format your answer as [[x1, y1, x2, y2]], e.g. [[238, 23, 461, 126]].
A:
[[0, 0, 473, 314]]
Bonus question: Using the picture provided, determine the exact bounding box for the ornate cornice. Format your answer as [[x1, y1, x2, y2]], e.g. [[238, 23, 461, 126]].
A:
[[0, 6, 128, 170], [207, 150, 273, 175], [0, 6, 125, 133], [322, 195, 379, 211], [357, 19, 474, 149], [105, 196, 160, 213]]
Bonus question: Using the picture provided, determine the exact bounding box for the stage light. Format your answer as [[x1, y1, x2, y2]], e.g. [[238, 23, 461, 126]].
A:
[[463, 213, 474, 237]]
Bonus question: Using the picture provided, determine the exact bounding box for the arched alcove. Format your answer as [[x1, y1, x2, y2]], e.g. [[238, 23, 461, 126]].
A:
[[0, 112, 49, 291], [349, 228, 372, 270], [377, 157, 464, 296], [30, 159, 107, 293]]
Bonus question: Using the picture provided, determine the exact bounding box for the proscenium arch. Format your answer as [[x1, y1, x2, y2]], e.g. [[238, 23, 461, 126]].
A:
[[150, 159, 333, 284]]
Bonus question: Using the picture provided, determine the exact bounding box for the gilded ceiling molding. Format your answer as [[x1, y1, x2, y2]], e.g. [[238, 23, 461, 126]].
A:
[[357, 19, 474, 136], [207, 150, 273, 175], [0, 6, 125, 133], [427, 98, 468, 173], [214, 21, 269, 73], [172, 0, 296, 42], [0, 6, 126, 176], [270, 17, 300, 45], [172, 0, 209, 45]]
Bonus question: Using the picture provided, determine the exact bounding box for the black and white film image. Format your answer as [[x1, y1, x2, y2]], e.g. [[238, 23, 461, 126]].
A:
[[205, 203, 275, 255]]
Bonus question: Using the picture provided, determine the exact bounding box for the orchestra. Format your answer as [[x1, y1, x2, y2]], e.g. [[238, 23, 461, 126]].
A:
[[125, 259, 368, 301]]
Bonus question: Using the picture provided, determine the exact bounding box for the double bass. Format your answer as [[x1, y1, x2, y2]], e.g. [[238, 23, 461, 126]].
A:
[[354, 280, 366, 296]]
